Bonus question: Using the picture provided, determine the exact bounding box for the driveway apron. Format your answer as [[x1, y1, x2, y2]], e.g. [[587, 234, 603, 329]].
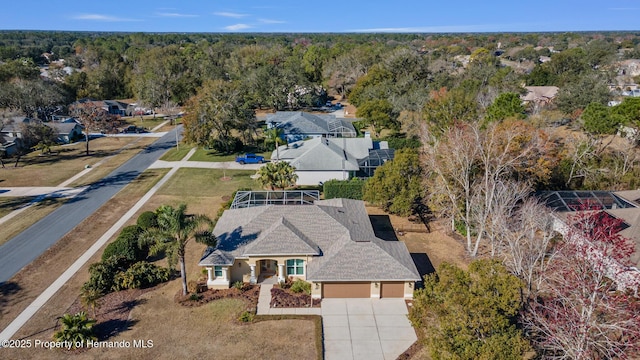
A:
[[322, 298, 416, 360]]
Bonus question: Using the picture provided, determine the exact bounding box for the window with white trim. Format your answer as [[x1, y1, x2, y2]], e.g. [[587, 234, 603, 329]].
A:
[[214, 266, 223, 277], [286, 259, 304, 275]]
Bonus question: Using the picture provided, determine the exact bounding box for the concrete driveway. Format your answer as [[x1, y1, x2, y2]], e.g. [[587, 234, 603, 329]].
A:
[[322, 298, 417, 360]]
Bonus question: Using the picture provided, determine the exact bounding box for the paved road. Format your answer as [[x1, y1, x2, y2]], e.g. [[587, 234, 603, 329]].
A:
[[0, 127, 181, 283]]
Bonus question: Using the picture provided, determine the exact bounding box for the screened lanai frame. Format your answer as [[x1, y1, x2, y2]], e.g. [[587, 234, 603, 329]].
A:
[[537, 190, 637, 212]]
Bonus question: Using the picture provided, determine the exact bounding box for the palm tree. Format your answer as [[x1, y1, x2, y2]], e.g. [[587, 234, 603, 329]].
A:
[[257, 161, 298, 190], [80, 287, 102, 317], [53, 312, 97, 347], [141, 204, 216, 296], [264, 127, 285, 161]]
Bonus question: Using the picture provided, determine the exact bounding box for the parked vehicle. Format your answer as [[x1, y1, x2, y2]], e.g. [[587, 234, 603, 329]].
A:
[[235, 153, 265, 164], [120, 125, 147, 133]]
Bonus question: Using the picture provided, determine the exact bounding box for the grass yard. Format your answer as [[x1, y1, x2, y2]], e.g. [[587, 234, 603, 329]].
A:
[[0, 137, 151, 187], [0, 196, 34, 218], [122, 116, 169, 132], [188, 147, 271, 162], [157, 168, 259, 198], [3, 294, 317, 360], [159, 146, 193, 161], [0, 197, 65, 247]]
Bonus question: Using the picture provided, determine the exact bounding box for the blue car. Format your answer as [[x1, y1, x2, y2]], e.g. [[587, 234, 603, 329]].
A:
[[235, 153, 265, 164]]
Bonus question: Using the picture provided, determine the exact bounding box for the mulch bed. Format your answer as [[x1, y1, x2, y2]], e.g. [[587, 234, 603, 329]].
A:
[[270, 287, 321, 308], [175, 285, 259, 310], [396, 340, 423, 359]]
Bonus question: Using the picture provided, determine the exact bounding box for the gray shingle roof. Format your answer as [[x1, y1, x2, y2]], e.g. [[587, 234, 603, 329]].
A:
[[243, 217, 320, 256], [199, 198, 420, 282], [267, 111, 356, 137], [274, 137, 375, 171]]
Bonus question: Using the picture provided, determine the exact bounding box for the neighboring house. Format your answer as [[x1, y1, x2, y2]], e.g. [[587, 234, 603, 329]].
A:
[[0, 116, 32, 139], [1, 117, 83, 144], [71, 98, 132, 116], [199, 198, 420, 299], [272, 137, 394, 185], [45, 122, 84, 143], [538, 190, 640, 290], [103, 100, 132, 116], [266, 111, 356, 142], [0, 135, 18, 156], [521, 86, 559, 107]]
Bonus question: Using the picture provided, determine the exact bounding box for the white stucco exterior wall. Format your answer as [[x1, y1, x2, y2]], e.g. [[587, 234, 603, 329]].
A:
[[295, 171, 350, 186]]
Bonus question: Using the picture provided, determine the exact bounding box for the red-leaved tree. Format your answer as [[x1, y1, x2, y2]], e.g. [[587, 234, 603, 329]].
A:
[[522, 207, 640, 359]]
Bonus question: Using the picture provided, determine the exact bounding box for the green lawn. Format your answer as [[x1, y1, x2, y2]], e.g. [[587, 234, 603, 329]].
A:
[[188, 148, 271, 162], [122, 116, 169, 131], [159, 146, 194, 161], [157, 168, 259, 197]]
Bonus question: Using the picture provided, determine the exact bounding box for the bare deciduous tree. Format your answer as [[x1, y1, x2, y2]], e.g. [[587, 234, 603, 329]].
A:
[[423, 120, 556, 257]]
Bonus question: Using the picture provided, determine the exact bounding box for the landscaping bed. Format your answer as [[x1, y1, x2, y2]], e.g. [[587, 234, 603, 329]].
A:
[[270, 286, 321, 308], [175, 284, 260, 309]]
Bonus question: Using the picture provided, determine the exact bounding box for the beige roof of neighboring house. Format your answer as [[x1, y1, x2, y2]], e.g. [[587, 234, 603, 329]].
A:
[[199, 198, 420, 282], [522, 86, 559, 102]]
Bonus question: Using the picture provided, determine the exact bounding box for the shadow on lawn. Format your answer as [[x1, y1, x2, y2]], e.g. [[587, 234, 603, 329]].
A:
[[93, 297, 147, 340], [410, 253, 435, 289], [0, 281, 21, 315], [95, 319, 140, 340]]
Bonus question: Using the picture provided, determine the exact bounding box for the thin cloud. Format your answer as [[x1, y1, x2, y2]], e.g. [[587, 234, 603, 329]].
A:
[[259, 18, 285, 24], [156, 12, 199, 18], [351, 24, 506, 33], [214, 12, 249, 18], [225, 23, 252, 31], [73, 14, 141, 22]]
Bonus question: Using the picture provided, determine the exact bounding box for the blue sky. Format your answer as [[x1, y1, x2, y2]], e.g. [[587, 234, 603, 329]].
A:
[[1, 1, 639, 33]]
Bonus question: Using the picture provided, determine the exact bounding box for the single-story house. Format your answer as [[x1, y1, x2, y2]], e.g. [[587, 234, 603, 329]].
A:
[[45, 122, 84, 143], [0, 134, 18, 156], [0, 116, 31, 139], [199, 198, 420, 299], [1, 117, 83, 144], [71, 99, 133, 116], [272, 137, 394, 185], [266, 111, 356, 142]]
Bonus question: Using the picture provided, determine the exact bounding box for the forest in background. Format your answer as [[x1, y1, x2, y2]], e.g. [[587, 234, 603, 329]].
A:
[[3, 30, 640, 358]]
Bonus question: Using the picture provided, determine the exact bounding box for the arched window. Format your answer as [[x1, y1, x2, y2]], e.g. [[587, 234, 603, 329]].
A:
[[286, 259, 304, 275]]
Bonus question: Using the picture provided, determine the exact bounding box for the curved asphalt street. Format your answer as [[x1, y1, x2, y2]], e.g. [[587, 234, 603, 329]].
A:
[[0, 126, 181, 283]]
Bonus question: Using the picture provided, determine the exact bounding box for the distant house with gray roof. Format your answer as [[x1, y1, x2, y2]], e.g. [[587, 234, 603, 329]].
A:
[[1, 117, 83, 144], [272, 137, 394, 185], [199, 198, 420, 299], [45, 122, 83, 143], [266, 111, 356, 142]]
